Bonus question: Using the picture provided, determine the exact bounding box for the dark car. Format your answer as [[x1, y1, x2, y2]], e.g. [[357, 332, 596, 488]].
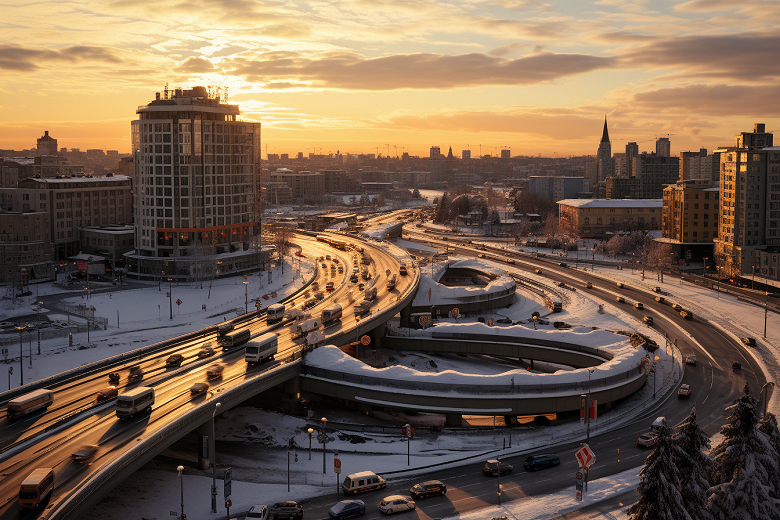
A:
[[96, 386, 119, 403], [166, 354, 184, 367], [732, 362, 742, 370], [680, 310, 693, 320], [409, 480, 447, 499], [128, 366, 144, 382], [482, 459, 513, 476], [741, 337, 757, 347], [108, 372, 120, 384], [270, 501, 304, 519], [559, 262, 567, 267], [643, 316, 654, 325], [524, 454, 560, 471], [328, 499, 365, 519]]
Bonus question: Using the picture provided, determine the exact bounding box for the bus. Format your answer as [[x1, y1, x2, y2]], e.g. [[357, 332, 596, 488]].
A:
[[322, 304, 343, 326], [245, 333, 278, 365], [116, 387, 155, 420], [7, 389, 54, 419], [266, 303, 285, 324], [218, 328, 251, 349], [19, 467, 54, 509]]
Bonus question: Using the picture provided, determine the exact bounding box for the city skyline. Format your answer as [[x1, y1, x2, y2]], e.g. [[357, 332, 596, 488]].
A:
[[1, 0, 779, 157]]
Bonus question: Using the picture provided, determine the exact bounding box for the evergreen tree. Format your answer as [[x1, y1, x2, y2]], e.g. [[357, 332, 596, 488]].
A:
[[758, 413, 780, 500], [673, 408, 713, 520], [707, 385, 780, 519], [626, 425, 692, 520], [434, 192, 450, 223]]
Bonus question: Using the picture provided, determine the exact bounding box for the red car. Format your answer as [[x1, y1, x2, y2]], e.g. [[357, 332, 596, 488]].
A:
[[637, 432, 659, 448], [678, 384, 692, 399]]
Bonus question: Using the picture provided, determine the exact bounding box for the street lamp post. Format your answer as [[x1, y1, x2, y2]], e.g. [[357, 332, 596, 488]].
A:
[[15, 326, 25, 386], [765, 292, 770, 339], [321, 417, 328, 474], [586, 367, 594, 443], [652, 356, 660, 397], [717, 267, 721, 298], [243, 281, 249, 314], [169, 278, 173, 320], [86, 256, 92, 299], [211, 402, 222, 513], [8, 366, 12, 391], [591, 246, 596, 271], [177, 465, 185, 520], [36, 301, 43, 355], [496, 455, 502, 505], [307, 427, 314, 460]]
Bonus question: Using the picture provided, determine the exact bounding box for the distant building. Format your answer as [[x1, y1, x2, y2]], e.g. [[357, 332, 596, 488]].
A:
[[430, 146, 441, 159], [679, 149, 715, 184], [596, 117, 612, 182], [625, 142, 639, 177], [462, 150, 471, 161], [607, 153, 680, 200], [9, 175, 132, 260], [661, 182, 719, 259], [269, 170, 324, 200], [656, 137, 671, 157], [557, 198, 662, 238], [79, 224, 135, 271], [0, 211, 52, 284], [36, 131, 58, 156], [501, 149, 511, 160], [528, 176, 590, 202]]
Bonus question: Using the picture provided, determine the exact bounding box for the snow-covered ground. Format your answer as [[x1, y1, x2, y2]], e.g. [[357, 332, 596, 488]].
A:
[[1, 241, 777, 520]]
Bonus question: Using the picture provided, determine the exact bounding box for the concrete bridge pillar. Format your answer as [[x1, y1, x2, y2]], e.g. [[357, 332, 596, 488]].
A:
[[503, 415, 519, 426], [445, 414, 462, 427], [197, 422, 211, 470]]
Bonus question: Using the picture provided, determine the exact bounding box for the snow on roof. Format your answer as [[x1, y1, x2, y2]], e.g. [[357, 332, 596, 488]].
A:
[[557, 199, 662, 209], [394, 238, 439, 256], [412, 259, 515, 306], [27, 175, 130, 184], [306, 323, 641, 389]]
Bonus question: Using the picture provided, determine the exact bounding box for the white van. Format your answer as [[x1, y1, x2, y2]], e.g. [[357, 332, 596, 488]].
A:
[[116, 386, 155, 420], [341, 471, 387, 495]]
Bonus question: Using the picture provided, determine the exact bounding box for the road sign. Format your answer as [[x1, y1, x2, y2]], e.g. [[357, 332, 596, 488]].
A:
[[224, 468, 232, 499], [334, 458, 341, 474], [576, 471, 583, 481], [452, 308, 459, 318], [488, 318, 494, 326], [418, 315, 428, 328], [361, 335, 371, 346], [176, 299, 182, 306], [575, 444, 596, 469]]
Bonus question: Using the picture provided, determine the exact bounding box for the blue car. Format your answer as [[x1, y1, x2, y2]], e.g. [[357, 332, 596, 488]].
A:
[[328, 499, 366, 519]]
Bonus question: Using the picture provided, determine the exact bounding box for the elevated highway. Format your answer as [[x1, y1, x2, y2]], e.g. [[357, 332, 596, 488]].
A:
[[0, 233, 418, 520]]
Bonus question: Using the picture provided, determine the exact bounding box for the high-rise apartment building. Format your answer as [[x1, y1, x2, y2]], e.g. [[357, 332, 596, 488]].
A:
[[127, 86, 262, 280], [430, 146, 441, 159], [714, 123, 780, 279], [662, 181, 719, 245], [625, 142, 639, 177], [679, 149, 714, 184], [656, 137, 670, 157], [462, 150, 471, 161], [596, 118, 612, 182], [501, 149, 511, 160]]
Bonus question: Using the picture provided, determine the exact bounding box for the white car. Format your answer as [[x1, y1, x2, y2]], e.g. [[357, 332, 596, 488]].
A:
[[246, 504, 269, 519], [379, 495, 416, 515]]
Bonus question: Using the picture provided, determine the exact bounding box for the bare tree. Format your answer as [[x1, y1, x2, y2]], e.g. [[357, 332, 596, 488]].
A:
[[268, 223, 294, 274]]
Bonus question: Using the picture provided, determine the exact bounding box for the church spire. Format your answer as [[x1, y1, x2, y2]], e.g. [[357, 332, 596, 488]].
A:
[[601, 116, 610, 143]]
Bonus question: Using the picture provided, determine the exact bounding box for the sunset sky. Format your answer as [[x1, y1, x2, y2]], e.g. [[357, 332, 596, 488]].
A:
[[1, 0, 779, 158]]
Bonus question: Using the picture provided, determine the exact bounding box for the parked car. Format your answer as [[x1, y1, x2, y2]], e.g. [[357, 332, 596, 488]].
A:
[[96, 386, 118, 403], [246, 505, 269, 519], [197, 346, 215, 358], [166, 354, 184, 367], [269, 500, 304, 519], [524, 454, 560, 471], [643, 316, 654, 325], [637, 432, 660, 448], [741, 337, 757, 347], [482, 459, 513, 476], [685, 355, 697, 366], [328, 499, 365, 519], [409, 480, 447, 500], [634, 302, 643, 309], [378, 495, 416, 515], [190, 382, 210, 396], [678, 384, 692, 399]]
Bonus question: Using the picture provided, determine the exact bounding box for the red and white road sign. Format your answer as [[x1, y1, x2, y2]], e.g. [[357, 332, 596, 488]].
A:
[[360, 335, 371, 346], [575, 444, 596, 469]]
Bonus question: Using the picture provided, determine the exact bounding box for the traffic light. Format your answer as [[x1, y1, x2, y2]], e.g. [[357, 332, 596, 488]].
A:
[[225, 499, 232, 508]]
